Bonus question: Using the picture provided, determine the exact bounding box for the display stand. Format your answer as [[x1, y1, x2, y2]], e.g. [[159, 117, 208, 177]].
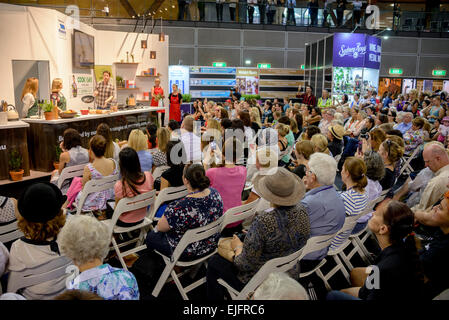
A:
[[305, 33, 382, 103]]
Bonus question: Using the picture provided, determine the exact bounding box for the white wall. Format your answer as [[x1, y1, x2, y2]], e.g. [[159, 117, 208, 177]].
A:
[[0, 4, 169, 112]]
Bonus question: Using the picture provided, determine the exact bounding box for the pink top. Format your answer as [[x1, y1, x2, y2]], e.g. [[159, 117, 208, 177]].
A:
[[206, 166, 247, 228], [114, 172, 154, 223]]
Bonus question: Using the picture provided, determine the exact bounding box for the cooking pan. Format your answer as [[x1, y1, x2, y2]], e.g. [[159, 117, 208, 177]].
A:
[[81, 95, 95, 103]]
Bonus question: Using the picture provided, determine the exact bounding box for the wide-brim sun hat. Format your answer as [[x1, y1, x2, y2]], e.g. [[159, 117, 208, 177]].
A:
[[253, 167, 305, 206], [329, 124, 345, 140]]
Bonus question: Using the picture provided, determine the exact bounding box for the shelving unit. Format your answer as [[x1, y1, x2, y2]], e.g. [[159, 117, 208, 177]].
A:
[[114, 62, 139, 65], [136, 74, 161, 78]]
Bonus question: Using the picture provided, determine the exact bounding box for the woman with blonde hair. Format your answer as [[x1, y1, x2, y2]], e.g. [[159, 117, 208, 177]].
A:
[[96, 123, 121, 162], [127, 129, 153, 172], [50, 78, 66, 111], [276, 123, 289, 154], [152, 127, 170, 168], [21, 77, 39, 117], [311, 133, 331, 155], [250, 107, 262, 128]]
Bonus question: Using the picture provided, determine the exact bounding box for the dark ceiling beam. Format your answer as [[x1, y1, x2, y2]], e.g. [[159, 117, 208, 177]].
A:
[[119, 0, 138, 18]]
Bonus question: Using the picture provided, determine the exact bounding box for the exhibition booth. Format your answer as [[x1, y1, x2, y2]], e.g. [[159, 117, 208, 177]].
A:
[[0, 3, 169, 181], [304, 32, 382, 103], [168, 65, 305, 101]]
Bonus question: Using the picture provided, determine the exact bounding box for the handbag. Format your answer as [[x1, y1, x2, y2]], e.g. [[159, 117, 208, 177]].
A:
[[217, 237, 235, 263]]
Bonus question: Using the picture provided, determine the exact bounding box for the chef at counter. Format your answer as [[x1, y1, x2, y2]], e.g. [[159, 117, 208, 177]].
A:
[[94, 70, 115, 110], [21, 77, 39, 118]]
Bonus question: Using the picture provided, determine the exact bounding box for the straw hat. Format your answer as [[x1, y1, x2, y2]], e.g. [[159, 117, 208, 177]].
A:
[[329, 124, 345, 140], [253, 167, 305, 206]]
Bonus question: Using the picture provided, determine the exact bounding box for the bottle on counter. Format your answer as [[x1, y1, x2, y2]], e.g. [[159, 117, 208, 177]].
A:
[[72, 75, 77, 98]]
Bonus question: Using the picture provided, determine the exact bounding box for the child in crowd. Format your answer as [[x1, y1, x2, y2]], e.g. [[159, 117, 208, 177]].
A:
[[437, 116, 449, 145]]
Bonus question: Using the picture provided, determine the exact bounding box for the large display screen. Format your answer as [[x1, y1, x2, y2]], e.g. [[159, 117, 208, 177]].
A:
[[73, 30, 94, 69]]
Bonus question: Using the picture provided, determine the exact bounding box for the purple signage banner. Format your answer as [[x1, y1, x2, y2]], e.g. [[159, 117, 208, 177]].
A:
[[333, 33, 381, 70], [365, 35, 382, 69]]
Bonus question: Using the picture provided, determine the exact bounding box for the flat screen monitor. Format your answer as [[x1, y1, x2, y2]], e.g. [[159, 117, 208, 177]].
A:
[[73, 30, 94, 69]]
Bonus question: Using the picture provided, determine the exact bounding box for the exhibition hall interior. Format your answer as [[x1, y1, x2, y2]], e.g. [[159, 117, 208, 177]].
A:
[[1, 0, 449, 304]]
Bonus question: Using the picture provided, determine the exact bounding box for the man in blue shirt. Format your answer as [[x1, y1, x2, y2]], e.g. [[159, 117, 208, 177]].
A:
[[300, 153, 345, 262], [393, 112, 413, 135], [282, 97, 290, 113], [383, 92, 393, 108]]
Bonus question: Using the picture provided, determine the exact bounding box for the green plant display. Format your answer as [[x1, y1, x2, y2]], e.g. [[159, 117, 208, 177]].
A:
[[242, 94, 261, 101], [55, 145, 62, 162], [182, 94, 192, 102], [42, 101, 54, 113], [9, 149, 22, 172]]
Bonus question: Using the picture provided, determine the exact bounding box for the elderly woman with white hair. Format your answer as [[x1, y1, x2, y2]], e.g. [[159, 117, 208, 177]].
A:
[[300, 153, 345, 269], [252, 272, 309, 300], [58, 215, 139, 300]]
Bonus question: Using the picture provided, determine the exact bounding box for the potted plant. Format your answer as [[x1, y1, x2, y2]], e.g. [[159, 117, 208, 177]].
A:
[[116, 76, 124, 88], [54, 144, 62, 170], [9, 149, 24, 181], [182, 93, 191, 103], [43, 102, 54, 120]]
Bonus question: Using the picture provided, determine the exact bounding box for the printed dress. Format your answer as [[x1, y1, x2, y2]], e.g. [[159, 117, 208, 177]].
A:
[[75, 160, 118, 212], [164, 188, 224, 259], [68, 263, 139, 300]]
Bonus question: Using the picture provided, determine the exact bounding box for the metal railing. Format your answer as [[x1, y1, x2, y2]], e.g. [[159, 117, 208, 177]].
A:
[[4, 1, 449, 33]]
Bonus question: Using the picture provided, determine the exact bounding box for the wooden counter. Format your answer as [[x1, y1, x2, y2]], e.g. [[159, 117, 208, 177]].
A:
[[0, 121, 30, 180], [22, 107, 164, 172]]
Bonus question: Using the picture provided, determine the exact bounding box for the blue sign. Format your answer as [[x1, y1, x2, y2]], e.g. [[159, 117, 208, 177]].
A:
[[190, 67, 236, 74], [190, 90, 231, 98], [190, 79, 236, 86], [169, 66, 190, 94]]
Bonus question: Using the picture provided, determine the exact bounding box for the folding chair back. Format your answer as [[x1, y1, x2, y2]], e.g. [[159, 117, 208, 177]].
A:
[[300, 233, 338, 262], [234, 246, 306, 300], [149, 185, 188, 220], [0, 220, 23, 244], [152, 215, 225, 299], [220, 200, 260, 232], [76, 174, 119, 215], [108, 190, 157, 269], [7, 256, 72, 294], [399, 147, 420, 176], [152, 165, 170, 180], [171, 216, 224, 263], [57, 163, 87, 192], [109, 189, 157, 234]]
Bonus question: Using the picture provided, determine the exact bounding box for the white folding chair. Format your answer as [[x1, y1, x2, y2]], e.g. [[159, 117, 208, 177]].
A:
[[348, 194, 387, 265], [316, 198, 380, 290], [149, 185, 188, 221], [152, 165, 170, 181], [399, 147, 420, 176], [0, 220, 23, 244], [217, 246, 306, 300], [151, 215, 225, 300], [104, 190, 157, 270], [56, 163, 87, 194], [7, 256, 72, 294], [74, 174, 119, 215], [220, 200, 260, 232]]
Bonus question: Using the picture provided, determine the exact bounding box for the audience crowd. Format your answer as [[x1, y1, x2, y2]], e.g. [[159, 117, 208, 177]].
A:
[[1, 86, 449, 301]]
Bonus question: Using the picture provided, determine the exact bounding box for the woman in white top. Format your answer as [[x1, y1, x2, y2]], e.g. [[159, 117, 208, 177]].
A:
[[350, 93, 361, 109], [344, 107, 360, 135], [21, 77, 39, 118]]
